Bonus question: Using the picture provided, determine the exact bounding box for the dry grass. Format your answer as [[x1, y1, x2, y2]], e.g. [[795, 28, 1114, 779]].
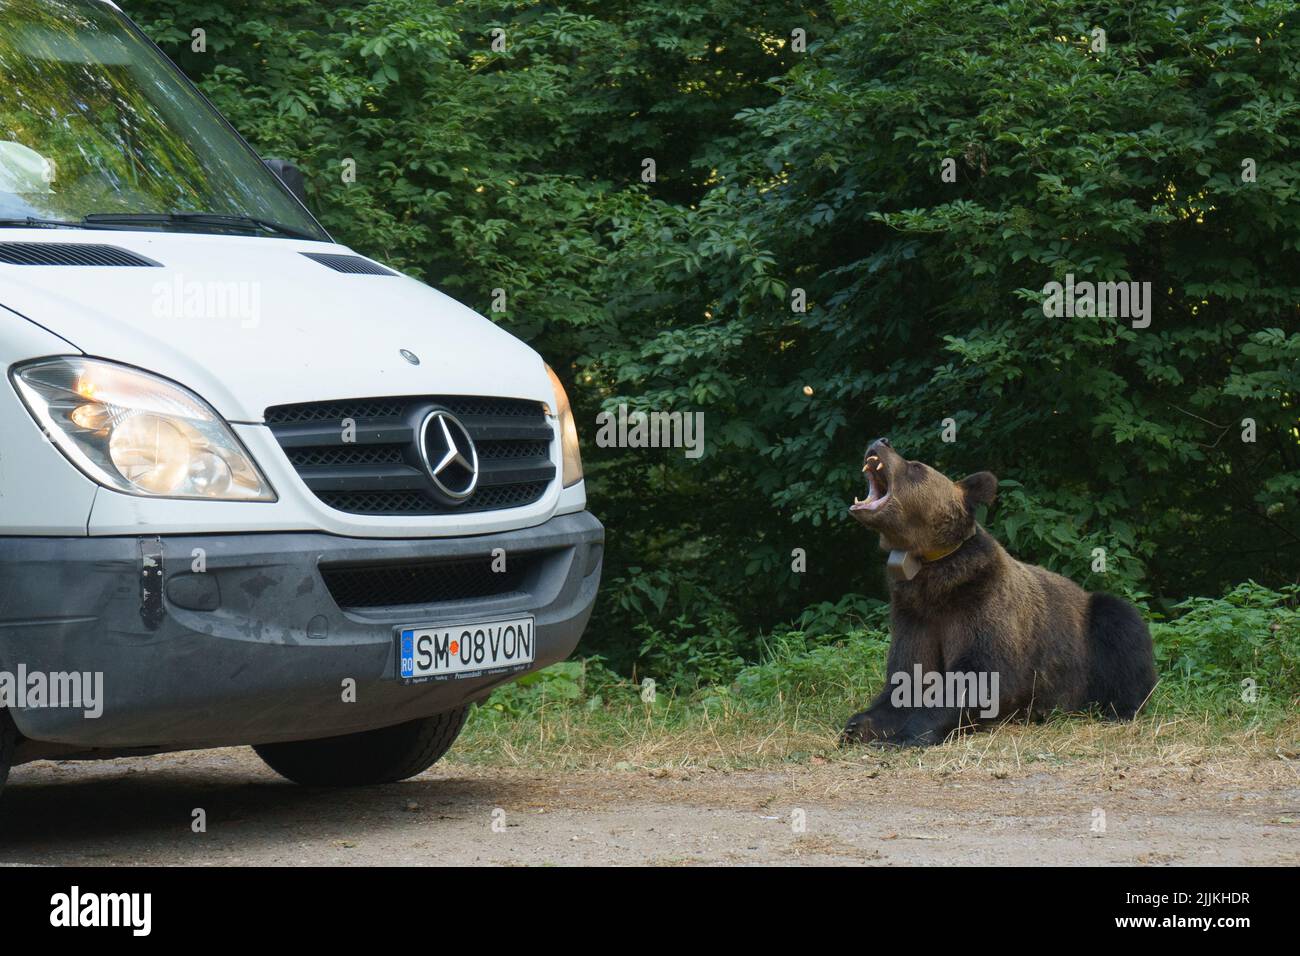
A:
[[456, 692, 1300, 786]]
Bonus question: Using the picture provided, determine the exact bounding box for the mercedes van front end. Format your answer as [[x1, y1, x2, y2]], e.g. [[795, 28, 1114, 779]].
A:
[[0, 0, 602, 791]]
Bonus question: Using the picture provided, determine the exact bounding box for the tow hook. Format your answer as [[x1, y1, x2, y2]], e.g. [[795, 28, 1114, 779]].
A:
[[139, 537, 164, 630]]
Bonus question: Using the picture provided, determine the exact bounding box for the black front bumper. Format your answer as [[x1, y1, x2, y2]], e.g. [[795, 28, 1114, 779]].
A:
[[0, 511, 602, 754]]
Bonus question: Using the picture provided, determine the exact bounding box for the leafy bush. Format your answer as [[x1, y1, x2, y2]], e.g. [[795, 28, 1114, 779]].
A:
[[590, 0, 1300, 635], [478, 658, 622, 719], [732, 628, 887, 706], [791, 594, 889, 640], [634, 611, 751, 690], [1153, 581, 1300, 707], [600, 566, 752, 679]]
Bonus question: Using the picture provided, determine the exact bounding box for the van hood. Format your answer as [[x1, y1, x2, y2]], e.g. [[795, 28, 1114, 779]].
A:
[[0, 231, 553, 421]]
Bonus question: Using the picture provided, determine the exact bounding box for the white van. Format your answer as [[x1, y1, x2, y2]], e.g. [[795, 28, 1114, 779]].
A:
[[0, 0, 602, 793]]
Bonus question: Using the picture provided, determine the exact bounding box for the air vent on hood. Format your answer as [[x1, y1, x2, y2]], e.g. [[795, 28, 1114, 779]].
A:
[[0, 243, 161, 267], [300, 252, 396, 276]]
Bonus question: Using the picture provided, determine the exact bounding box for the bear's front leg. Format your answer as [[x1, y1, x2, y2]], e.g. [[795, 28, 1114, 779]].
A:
[[841, 651, 988, 747]]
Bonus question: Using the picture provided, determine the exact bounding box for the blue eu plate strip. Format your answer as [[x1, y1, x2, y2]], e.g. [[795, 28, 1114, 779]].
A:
[[399, 629, 415, 679]]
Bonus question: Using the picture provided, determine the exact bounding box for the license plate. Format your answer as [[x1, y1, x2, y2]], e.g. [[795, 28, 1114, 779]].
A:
[[397, 616, 535, 683]]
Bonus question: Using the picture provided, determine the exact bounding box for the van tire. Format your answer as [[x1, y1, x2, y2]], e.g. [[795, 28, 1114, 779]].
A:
[[0, 709, 17, 797], [253, 706, 470, 787]]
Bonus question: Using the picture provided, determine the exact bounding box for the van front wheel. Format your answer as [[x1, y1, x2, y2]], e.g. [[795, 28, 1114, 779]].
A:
[[253, 707, 470, 787]]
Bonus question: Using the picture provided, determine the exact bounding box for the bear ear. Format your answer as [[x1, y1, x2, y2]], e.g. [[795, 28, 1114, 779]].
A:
[[957, 471, 998, 509]]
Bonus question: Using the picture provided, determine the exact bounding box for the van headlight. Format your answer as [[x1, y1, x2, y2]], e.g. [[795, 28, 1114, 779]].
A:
[[545, 363, 583, 488], [12, 357, 275, 501]]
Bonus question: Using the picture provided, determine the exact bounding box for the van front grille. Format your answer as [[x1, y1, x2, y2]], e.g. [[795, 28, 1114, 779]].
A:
[[321, 553, 541, 610], [285, 445, 407, 468], [265, 396, 555, 516], [315, 482, 550, 516]]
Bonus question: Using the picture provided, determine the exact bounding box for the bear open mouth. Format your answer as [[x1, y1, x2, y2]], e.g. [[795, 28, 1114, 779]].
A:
[[851, 454, 891, 512]]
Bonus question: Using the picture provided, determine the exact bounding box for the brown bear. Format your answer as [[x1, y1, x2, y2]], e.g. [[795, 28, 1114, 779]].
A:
[[841, 437, 1157, 747]]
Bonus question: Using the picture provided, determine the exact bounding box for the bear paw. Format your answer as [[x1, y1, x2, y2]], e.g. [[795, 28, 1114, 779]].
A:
[[840, 710, 891, 746], [841, 711, 946, 748]]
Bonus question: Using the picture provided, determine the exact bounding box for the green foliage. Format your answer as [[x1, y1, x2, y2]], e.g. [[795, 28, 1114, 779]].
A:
[[588, 0, 1300, 631], [478, 658, 619, 718], [732, 627, 888, 705], [128, 0, 1299, 676], [635, 610, 750, 689], [791, 593, 889, 639], [1152, 581, 1300, 707]]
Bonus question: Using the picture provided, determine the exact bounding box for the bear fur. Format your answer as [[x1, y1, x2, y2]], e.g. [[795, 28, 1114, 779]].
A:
[[841, 438, 1157, 747]]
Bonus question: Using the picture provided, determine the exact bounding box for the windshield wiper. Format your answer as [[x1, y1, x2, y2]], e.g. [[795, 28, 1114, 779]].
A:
[[82, 212, 319, 241], [0, 216, 117, 231]]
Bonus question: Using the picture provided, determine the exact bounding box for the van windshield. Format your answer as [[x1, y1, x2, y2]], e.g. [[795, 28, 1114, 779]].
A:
[[0, 0, 328, 240]]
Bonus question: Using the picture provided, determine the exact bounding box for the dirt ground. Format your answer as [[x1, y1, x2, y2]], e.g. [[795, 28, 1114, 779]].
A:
[[1, 747, 1297, 865]]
